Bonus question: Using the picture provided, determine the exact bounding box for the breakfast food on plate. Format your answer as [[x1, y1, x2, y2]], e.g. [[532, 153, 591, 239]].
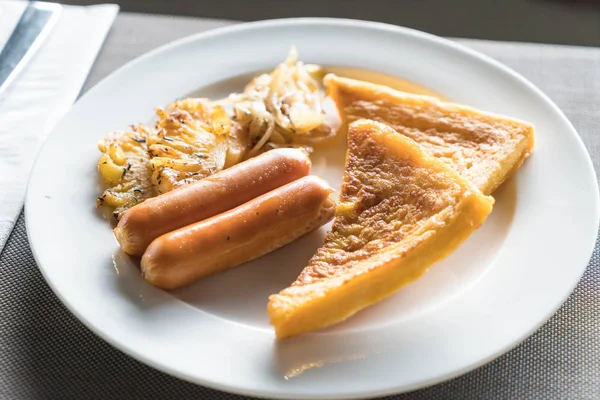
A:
[[97, 130, 154, 220], [96, 46, 536, 339], [268, 120, 494, 338], [97, 102, 246, 220], [114, 148, 312, 256], [97, 48, 338, 221], [216, 46, 336, 150], [324, 74, 535, 195], [143, 100, 248, 194], [141, 176, 336, 290]]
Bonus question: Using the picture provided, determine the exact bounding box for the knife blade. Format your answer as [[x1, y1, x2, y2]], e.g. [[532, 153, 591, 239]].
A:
[[0, 2, 62, 98]]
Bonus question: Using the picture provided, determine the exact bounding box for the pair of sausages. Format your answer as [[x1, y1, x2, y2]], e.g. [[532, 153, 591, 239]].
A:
[[113, 148, 336, 290]]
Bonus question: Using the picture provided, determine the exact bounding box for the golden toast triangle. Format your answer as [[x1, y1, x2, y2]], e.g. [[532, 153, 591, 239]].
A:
[[324, 74, 534, 195], [268, 119, 494, 338]]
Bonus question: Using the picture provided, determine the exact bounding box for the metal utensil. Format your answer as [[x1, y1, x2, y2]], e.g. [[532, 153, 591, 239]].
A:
[[0, 2, 62, 98]]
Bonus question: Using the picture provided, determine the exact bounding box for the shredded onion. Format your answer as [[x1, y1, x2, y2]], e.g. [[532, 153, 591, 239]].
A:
[[211, 46, 336, 157]]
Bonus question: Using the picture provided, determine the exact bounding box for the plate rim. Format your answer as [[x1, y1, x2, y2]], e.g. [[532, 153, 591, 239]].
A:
[[24, 17, 600, 399]]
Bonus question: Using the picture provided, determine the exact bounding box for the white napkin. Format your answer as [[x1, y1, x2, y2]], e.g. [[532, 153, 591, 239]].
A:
[[0, 2, 118, 250]]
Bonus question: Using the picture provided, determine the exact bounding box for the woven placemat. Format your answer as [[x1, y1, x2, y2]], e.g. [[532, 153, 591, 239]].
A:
[[1, 15, 599, 399]]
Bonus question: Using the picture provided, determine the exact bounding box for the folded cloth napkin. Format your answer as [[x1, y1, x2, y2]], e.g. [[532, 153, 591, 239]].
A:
[[0, 1, 118, 250]]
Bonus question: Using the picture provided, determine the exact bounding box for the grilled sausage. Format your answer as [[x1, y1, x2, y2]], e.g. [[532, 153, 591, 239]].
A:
[[114, 148, 311, 256], [141, 176, 336, 290]]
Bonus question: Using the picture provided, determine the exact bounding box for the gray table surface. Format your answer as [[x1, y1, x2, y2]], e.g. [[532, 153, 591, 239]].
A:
[[55, 0, 600, 48], [2, 12, 600, 400]]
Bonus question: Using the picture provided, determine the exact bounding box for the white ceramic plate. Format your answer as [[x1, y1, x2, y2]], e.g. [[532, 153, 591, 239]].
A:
[[26, 19, 599, 399]]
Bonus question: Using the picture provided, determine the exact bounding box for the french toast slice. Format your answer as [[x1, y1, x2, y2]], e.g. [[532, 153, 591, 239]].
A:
[[324, 74, 534, 195], [268, 120, 494, 338]]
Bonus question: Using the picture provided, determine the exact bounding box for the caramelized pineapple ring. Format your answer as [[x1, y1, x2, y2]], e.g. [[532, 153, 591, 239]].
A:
[[97, 129, 154, 220], [147, 100, 247, 194]]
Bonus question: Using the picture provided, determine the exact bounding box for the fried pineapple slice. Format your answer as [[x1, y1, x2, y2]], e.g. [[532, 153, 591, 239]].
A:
[[97, 130, 155, 220], [96, 100, 249, 217], [268, 120, 494, 338], [146, 99, 248, 194]]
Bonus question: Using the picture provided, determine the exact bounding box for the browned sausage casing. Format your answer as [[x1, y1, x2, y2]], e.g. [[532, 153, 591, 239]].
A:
[[114, 148, 311, 256], [141, 176, 336, 290]]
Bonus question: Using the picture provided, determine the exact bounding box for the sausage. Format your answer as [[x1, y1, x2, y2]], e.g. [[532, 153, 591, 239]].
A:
[[114, 148, 311, 256], [140, 176, 336, 290]]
